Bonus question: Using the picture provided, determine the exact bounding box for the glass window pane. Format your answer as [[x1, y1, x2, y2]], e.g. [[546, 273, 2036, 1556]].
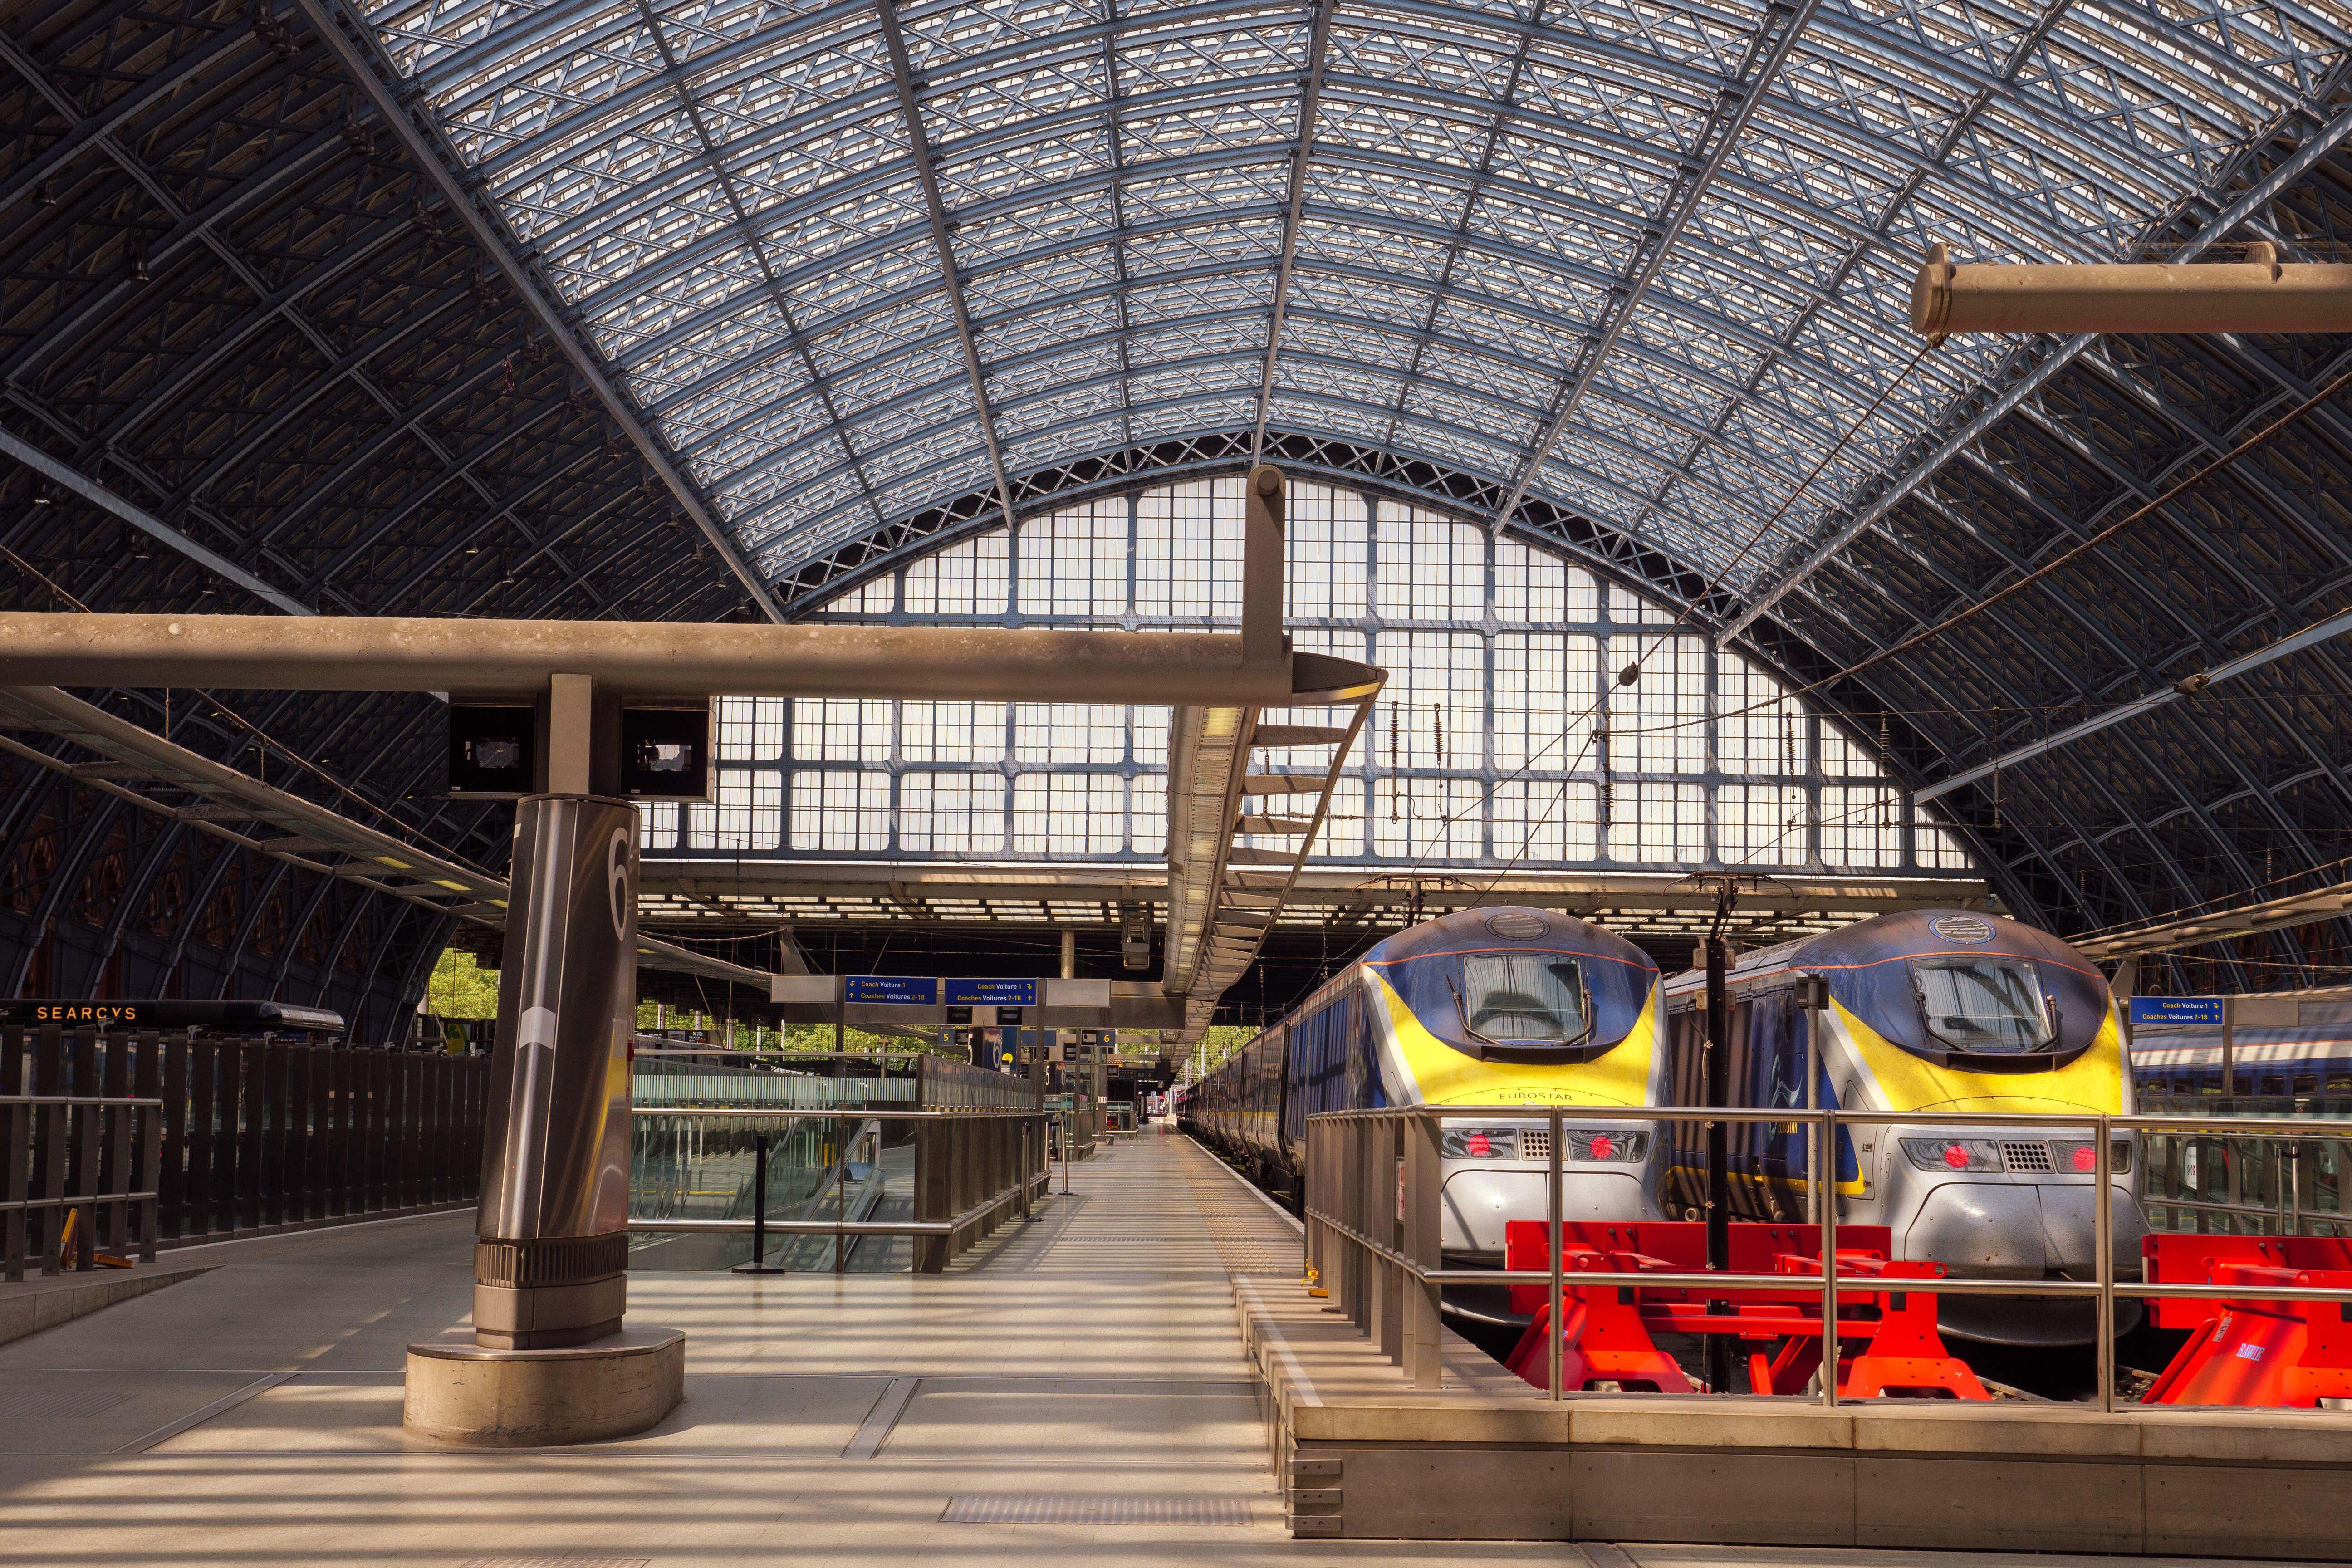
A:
[[1493, 779, 1599, 863], [1608, 782, 1704, 863], [902, 701, 1007, 763], [1913, 959, 2054, 1053], [904, 531, 1009, 615], [1374, 503, 1483, 621], [1717, 652, 1804, 776], [1288, 481, 1369, 620], [1373, 631, 1484, 769], [1608, 636, 1706, 774], [1494, 632, 1597, 772], [900, 774, 1005, 853], [1460, 954, 1588, 1042], [1822, 785, 1902, 867], [793, 698, 890, 764], [1718, 783, 1808, 867]]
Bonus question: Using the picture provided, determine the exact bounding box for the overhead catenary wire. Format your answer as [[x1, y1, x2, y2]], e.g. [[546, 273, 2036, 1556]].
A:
[[1377, 334, 2352, 914], [1388, 337, 1945, 894]]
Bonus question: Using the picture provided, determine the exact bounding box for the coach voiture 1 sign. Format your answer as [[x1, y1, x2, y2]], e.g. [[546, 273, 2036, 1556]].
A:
[[946, 978, 1039, 1007], [2129, 996, 2225, 1026]]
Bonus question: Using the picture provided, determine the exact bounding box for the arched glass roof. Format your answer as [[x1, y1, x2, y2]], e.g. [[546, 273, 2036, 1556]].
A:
[[354, 0, 2352, 594]]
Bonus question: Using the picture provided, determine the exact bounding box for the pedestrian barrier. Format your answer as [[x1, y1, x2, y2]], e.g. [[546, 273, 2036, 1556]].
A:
[[3, 1022, 482, 1278]]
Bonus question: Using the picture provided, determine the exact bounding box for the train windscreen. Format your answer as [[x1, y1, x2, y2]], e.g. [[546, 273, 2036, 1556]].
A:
[[1456, 954, 1590, 1045], [1911, 956, 2056, 1054]]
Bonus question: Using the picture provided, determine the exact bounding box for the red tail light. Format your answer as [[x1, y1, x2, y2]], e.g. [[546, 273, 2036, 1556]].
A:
[[1466, 1132, 1492, 1156], [1589, 1134, 1614, 1160], [1942, 1142, 1970, 1169], [2070, 1144, 2096, 1172]]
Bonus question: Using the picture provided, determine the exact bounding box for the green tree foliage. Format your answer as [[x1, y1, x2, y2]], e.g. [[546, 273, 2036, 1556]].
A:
[[427, 949, 969, 1060], [422, 949, 501, 1019], [1195, 1024, 1258, 1072]]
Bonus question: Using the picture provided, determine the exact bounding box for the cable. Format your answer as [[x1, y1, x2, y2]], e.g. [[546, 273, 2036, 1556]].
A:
[[1423, 337, 1947, 900], [1360, 338, 2352, 912], [0, 544, 91, 612]]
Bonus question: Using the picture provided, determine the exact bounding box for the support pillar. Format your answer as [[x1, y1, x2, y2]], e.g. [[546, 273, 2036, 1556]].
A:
[[404, 791, 682, 1445]]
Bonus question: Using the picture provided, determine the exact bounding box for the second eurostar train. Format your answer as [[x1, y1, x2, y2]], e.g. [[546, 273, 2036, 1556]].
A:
[[1181, 905, 1671, 1323], [1661, 909, 2144, 1343]]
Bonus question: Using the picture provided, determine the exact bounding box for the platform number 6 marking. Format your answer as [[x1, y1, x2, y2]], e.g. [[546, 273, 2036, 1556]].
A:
[[608, 827, 632, 941]]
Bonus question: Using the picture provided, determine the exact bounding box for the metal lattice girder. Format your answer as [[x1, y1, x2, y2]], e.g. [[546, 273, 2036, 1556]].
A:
[[0, 684, 764, 988], [333, 0, 2352, 594]]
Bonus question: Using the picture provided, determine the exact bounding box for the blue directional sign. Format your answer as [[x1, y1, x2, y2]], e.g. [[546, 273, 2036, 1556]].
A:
[[2129, 996, 2225, 1026], [946, 977, 1038, 1007], [845, 975, 938, 1005]]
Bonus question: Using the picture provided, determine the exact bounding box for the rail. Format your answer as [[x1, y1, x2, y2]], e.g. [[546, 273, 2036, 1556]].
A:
[[1303, 1103, 2352, 1408]]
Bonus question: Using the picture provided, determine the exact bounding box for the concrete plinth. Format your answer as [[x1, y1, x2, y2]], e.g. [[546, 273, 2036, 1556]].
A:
[[404, 1325, 684, 1446]]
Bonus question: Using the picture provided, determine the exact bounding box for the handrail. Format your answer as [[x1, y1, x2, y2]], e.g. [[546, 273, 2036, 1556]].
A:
[[630, 1106, 1042, 1120], [629, 1102, 1051, 1271], [628, 1172, 1052, 1240], [1303, 1100, 2352, 1410]]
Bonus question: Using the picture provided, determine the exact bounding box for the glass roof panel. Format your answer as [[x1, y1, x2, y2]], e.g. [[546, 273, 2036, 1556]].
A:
[[360, 0, 2351, 598]]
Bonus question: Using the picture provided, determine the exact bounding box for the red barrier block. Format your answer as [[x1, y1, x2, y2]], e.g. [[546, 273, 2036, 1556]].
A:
[[1500, 1220, 1988, 1400]]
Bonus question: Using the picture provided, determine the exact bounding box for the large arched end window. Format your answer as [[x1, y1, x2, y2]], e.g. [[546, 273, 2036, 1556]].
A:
[[642, 476, 1974, 877]]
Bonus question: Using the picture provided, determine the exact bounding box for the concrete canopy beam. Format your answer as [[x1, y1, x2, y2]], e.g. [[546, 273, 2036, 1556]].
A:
[[0, 611, 1382, 707]]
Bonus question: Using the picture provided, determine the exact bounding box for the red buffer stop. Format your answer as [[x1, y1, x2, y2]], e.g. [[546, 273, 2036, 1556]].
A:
[[1499, 1220, 1990, 1401], [2139, 1235, 2352, 1408]]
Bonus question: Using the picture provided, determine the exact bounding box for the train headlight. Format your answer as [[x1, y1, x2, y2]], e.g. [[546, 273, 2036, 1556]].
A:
[[1901, 1137, 2002, 1172], [1442, 1127, 1518, 1158], [2053, 1139, 2133, 1175], [1565, 1130, 1648, 1162]]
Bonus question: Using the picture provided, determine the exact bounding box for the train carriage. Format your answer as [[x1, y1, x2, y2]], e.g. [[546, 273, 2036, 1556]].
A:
[[1662, 908, 2145, 1344], [1180, 905, 1671, 1322]]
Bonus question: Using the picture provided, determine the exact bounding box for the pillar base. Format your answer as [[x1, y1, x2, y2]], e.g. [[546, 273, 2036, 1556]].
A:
[[404, 1326, 684, 1447]]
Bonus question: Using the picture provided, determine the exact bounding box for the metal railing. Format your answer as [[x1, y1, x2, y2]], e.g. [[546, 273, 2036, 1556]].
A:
[[2, 1093, 162, 1279], [2136, 1095, 2349, 1238], [1305, 1102, 2352, 1410], [627, 1104, 1050, 1272], [4, 1024, 482, 1268]]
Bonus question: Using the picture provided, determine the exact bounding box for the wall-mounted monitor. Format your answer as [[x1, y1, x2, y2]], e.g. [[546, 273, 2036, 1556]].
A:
[[447, 704, 538, 797], [619, 704, 712, 800]]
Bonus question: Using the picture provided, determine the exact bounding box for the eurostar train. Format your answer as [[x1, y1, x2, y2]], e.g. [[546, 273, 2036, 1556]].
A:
[[1661, 909, 2143, 1344], [1181, 905, 1670, 1323]]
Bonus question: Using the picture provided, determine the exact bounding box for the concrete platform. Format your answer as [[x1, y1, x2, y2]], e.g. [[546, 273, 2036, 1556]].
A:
[[1237, 1254, 2352, 1555], [0, 1259, 210, 1347], [0, 1130, 2343, 1568]]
